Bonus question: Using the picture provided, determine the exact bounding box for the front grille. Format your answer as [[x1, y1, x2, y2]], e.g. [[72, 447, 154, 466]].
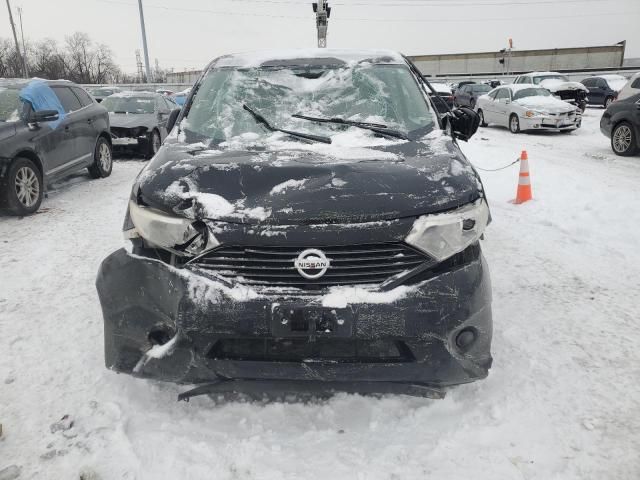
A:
[[189, 243, 430, 289], [207, 338, 415, 363]]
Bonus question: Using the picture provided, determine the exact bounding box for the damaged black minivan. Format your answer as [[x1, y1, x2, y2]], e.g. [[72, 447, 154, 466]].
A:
[[96, 50, 492, 400]]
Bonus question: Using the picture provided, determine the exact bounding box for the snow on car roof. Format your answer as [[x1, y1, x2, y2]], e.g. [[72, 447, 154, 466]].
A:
[[109, 91, 157, 98], [429, 82, 452, 94], [500, 84, 543, 93], [525, 71, 565, 76], [211, 49, 406, 68]]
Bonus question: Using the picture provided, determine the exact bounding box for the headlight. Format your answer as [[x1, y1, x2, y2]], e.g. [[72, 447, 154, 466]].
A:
[[128, 200, 218, 255], [405, 199, 489, 262], [525, 110, 546, 117]]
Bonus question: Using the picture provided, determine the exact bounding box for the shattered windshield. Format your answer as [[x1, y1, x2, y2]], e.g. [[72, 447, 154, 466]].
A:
[[0, 87, 23, 122], [183, 63, 436, 144], [101, 96, 155, 114], [513, 88, 552, 100]]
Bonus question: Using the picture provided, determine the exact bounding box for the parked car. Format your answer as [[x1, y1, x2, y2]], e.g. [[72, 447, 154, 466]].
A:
[[89, 86, 121, 103], [453, 80, 476, 93], [617, 72, 640, 101], [172, 87, 191, 107], [0, 78, 112, 215], [454, 83, 492, 109], [475, 84, 581, 134], [101, 91, 177, 159], [600, 93, 640, 156], [513, 72, 588, 111], [96, 49, 491, 401], [427, 82, 454, 113], [581, 75, 627, 107]]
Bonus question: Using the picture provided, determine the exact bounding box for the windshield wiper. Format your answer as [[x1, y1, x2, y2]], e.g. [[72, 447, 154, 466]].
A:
[[292, 113, 409, 140], [243, 104, 331, 144]]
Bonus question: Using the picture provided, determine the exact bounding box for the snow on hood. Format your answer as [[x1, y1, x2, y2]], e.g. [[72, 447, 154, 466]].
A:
[[513, 96, 575, 112], [538, 79, 588, 93], [137, 131, 482, 225]]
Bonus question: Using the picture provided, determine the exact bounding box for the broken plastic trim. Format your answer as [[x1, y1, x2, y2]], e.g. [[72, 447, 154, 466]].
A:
[[177, 379, 445, 402]]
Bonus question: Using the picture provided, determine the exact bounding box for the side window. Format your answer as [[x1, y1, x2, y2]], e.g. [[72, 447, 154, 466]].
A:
[[164, 97, 176, 109], [596, 79, 607, 88], [632, 78, 640, 89], [496, 89, 510, 100], [488, 90, 498, 99], [582, 79, 594, 87], [52, 86, 82, 113], [514, 77, 522, 84], [72, 87, 94, 107]]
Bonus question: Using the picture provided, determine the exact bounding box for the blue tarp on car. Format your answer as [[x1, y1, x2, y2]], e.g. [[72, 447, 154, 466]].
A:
[[18, 79, 66, 129]]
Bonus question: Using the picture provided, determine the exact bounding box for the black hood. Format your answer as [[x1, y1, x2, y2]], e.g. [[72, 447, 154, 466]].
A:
[[136, 134, 483, 225]]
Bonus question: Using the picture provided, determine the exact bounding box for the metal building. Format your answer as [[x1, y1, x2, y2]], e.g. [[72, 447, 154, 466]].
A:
[[409, 41, 626, 77]]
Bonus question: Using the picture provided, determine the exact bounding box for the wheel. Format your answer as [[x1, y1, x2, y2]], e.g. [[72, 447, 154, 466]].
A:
[[509, 114, 520, 134], [0, 157, 43, 216], [145, 129, 161, 159], [611, 122, 638, 156], [88, 137, 113, 178], [604, 96, 614, 108], [478, 109, 487, 127]]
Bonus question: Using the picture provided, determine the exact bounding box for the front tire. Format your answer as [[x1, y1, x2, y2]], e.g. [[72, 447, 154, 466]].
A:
[[509, 114, 520, 134], [0, 157, 43, 216], [88, 137, 113, 179], [611, 122, 638, 156], [478, 109, 487, 127], [146, 129, 161, 159]]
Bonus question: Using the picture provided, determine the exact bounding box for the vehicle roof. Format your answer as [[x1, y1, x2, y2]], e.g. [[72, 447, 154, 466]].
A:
[[108, 90, 158, 98], [0, 77, 75, 88], [521, 71, 565, 77], [210, 49, 406, 68], [497, 83, 547, 93], [582, 74, 627, 80], [429, 82, 452, 93]]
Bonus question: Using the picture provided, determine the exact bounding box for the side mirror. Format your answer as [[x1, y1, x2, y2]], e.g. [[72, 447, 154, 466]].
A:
[[166, 108, 181, 133], [445, 107, 480, 142], [31, 110, 59, 122]]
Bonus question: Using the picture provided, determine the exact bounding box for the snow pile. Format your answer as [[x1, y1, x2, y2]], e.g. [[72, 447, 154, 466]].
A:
[[321, 285, 414, 308], [270, 178, 308, 195], [164, 179, 272, 222]]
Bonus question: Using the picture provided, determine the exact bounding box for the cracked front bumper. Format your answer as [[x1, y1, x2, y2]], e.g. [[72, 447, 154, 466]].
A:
[[96, 248, 492, 388]]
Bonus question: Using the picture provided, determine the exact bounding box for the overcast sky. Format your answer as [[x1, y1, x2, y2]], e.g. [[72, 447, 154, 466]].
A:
[[2, 0, 639, 72]]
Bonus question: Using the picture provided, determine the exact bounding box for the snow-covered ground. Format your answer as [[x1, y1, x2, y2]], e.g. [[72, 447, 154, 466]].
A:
[[1, 109, 639, 480]]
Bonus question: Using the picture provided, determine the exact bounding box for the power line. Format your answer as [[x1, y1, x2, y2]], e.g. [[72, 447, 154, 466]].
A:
[[94, 0, 639, 23]]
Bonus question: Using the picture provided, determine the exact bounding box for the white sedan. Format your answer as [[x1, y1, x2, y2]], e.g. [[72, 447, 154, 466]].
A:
[[475, 85, 581, 134]]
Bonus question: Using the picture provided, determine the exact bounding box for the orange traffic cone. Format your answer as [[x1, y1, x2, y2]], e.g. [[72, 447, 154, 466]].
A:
[[514, 150, 532, 204]]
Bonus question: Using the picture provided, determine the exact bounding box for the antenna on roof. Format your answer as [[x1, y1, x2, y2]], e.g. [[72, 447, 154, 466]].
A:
[[312, 1, 331, 48]]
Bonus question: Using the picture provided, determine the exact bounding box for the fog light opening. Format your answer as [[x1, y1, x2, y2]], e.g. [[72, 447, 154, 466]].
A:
[[148, 328, 172, 346], [455, 328, 477, 352]]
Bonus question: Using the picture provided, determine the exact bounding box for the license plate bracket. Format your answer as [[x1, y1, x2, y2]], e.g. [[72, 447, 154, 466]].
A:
[[271, 305, 354, 337]]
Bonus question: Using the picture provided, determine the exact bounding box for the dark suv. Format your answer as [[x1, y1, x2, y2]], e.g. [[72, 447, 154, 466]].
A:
[[96, 50, 491, 400], [581, 75, 628, 108], [454, 83, 492, 109], [0, 79, 112, 215]]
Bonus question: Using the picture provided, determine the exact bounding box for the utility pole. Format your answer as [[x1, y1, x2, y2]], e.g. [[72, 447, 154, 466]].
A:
[[137, 0, 152, 83], [5, 0, 27, 77], [135, 50, 143, 83], [312, 1, 331, 48], [17, 7, 28, 76]]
